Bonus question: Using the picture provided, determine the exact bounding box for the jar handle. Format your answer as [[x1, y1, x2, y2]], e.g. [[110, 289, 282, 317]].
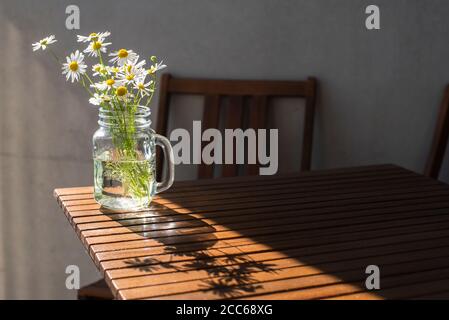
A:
[[154, 134, 175, 194]]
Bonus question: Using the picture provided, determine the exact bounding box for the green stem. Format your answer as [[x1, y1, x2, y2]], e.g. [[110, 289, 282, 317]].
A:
[[81, 77, 94, 96], [48, 48, 61, 64], [98, 50, 104, 66], [84, 73, 95, 86]]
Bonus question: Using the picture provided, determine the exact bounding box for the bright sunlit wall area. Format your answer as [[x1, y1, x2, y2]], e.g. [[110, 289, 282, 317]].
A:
[[1, 0, 449, 299]]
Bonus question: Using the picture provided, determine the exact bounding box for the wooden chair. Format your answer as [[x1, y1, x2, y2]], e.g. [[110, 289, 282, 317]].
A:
[[424, 85, 449, 179], [156, 73, 318, 180], [78, 73, 318, 299]]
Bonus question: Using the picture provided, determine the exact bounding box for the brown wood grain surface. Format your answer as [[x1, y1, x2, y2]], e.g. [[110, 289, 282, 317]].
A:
[[54, 164, 449, 300]]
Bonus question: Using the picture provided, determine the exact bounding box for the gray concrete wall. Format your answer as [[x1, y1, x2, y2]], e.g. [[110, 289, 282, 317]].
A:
[[1, 0, 449, 299]]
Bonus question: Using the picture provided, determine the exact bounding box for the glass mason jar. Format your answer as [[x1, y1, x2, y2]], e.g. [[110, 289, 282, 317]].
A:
[[93, 106, 174, 211]]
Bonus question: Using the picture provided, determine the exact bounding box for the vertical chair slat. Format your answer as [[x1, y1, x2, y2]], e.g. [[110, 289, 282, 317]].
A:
[[301, 77, 317, 172], [425, 85, 449, 179], [198, 95, 221, 179], [156, 73, 172, 181], [247, 96, 268, 175], [222, 96, 244, 177]]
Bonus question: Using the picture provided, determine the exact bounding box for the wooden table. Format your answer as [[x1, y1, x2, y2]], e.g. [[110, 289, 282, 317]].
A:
[[54, 164, 449, 300]]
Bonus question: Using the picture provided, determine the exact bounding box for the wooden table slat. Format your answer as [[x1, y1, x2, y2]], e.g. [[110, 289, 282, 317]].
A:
[[61, 175, 437, 208], [57, 172, 414, 203]]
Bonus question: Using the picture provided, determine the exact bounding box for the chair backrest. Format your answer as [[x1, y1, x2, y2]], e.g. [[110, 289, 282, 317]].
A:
[[156, 73, 318, 180], [424, 85, 449, 179]]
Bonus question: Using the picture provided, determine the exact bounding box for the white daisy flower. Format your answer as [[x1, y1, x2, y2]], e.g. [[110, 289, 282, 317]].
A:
[[114, 86, 133, 101], [133, 80, 154, 97], [89, 93, 111, 106], [91, 78, 123, 91], [92, 64, 109, 77], [117, 58, 146, 84], [147, 60, 167, 74], [109, 49, 138, 66], [32, 35, 57, 51], [84, 40, 111, 57], [89, 93, 103, 106], [61, 50, 87, 83], [77, 31, 110, 43], [106, 65, 120, 75]]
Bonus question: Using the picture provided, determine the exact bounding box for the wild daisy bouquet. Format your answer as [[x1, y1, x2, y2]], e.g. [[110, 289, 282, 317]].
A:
[[32, 32, 165, 109], [33, 32, 169, 209]]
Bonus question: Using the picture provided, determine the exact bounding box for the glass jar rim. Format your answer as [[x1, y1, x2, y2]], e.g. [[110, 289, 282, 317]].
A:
[[98, 105, 151, 129]]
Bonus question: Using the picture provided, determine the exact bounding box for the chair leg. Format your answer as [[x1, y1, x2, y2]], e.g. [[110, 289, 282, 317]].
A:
[[77, 279, 114, 300]]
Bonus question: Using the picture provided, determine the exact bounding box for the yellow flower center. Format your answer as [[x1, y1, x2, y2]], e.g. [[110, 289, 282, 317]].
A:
[[92, 41, 102, 50], [106, 79, 115, 86], [126, 74, 135, 81], [69, 61, 78, 72], [138, 83, 145, 90], [89, 33, 98, 41], [118, 49, 128, 58], [116, 86, 127, 97], [40, 40, 47, 45]]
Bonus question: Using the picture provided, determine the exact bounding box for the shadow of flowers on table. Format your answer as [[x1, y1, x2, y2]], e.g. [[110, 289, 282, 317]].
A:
[[124, 246, 277, 298], [118, 205, 277, 298]]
